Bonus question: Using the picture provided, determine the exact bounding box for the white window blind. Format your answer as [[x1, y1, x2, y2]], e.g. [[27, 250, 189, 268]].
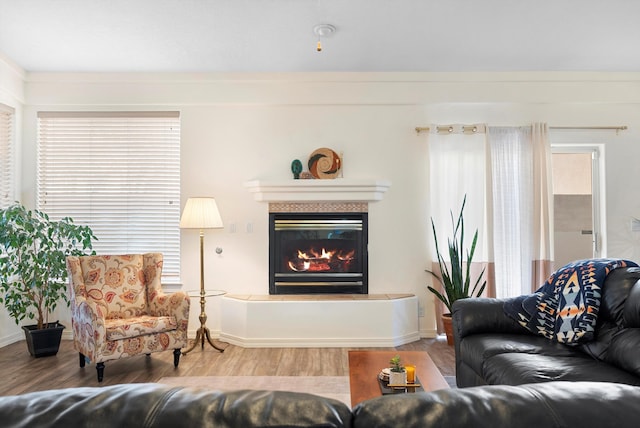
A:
[[0, 104, 15, 208], [37, 111, 181, 282]]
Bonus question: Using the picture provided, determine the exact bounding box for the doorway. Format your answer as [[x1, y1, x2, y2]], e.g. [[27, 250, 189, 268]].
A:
[[551, 147, 603, 270]]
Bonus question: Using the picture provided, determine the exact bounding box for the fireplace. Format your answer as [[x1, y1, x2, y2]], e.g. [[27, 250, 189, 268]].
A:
[[269, 212, 368, 294]]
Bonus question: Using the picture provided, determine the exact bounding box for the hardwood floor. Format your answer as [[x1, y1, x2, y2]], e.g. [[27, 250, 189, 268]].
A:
[[0, 337, 455, 397]]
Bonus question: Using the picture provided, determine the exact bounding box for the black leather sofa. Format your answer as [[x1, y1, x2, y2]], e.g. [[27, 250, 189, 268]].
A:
[[453, 265, 640, 388], [1, 382, 640, 428]]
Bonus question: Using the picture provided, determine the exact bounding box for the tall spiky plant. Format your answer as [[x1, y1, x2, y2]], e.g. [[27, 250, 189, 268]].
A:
[[427, 195, 486, 313]]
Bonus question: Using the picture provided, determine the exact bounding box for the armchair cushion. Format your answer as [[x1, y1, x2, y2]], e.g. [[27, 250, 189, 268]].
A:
[[105, 315, 177, 341]]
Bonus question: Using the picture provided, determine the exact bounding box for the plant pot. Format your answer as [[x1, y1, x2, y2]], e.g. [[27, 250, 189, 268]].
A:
[[389, 370, 407, 386], [22, 321, 65, 358], [441, 313, 454, 346]]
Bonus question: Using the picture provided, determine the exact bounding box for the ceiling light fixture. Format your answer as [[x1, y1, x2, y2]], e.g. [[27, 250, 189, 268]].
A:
[[314, 24, 336, 52]]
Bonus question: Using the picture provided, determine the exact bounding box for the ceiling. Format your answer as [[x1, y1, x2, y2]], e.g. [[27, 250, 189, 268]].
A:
[[1, 0, 640, 73]]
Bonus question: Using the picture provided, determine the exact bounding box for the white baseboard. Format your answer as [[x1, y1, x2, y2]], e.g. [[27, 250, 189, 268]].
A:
[[220, 331, 421, 348], [0, 331, 23, 348], [420, 328, 438, 338], [0, 330, 74, 349]]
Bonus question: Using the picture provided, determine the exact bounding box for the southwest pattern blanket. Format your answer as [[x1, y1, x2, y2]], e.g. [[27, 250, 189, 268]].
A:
[[503, 258, 638, 345]]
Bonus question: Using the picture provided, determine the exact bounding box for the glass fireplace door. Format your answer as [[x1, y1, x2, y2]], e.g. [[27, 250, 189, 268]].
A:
[[269, 212, 368, 294]]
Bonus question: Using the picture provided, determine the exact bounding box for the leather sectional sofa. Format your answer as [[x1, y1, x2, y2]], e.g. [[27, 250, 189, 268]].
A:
[[4, 264, 640, 427], [453, 265, 640, 387], [1, 381, 640, 428]]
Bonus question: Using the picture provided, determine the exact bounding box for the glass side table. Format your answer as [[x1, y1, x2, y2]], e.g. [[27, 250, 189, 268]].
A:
[[182, 289, 227, 355]]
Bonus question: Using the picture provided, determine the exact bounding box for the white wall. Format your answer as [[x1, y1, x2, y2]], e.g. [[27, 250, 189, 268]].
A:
[[0, 54, 25, 346], [4, 71, 640, 345]]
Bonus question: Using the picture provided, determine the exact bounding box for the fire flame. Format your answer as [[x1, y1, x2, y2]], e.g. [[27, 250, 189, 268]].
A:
[[287, 248, 355, 272]]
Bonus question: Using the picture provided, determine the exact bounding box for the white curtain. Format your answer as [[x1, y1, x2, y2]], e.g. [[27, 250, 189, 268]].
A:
[[428, 123, 553, 322], [488, 124, 553, 296], [428, 126, 492, 331], [428, 129, 487, 252], [488, 126, 534, 297], [530, 123, 554, 290]]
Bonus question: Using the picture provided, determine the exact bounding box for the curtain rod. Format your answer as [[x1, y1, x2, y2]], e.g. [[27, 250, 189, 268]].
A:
[[549, 126, 627, 132], [415, 125, 485, 135], [415, 125, 628, 135]]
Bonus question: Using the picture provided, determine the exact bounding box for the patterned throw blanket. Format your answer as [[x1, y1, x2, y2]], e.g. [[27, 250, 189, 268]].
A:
[[503, 258, 638, 345]]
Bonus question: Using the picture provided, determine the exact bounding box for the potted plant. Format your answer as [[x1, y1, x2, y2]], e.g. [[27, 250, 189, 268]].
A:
[[0, 203, 96, 357], [388, 355, 407, 386], [426, 195, 486, 345]]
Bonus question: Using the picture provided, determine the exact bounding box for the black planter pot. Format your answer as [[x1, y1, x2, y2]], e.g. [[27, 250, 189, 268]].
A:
[[21, 322, 65, 358]]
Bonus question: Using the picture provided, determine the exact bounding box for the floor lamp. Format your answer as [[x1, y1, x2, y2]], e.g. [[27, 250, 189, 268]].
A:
[[179, 197, 225, 354]]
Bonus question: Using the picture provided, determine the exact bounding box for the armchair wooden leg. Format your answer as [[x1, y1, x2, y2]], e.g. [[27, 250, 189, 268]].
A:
[[173, 349, 181, 367], [96, 362, 105, 382], [79, 353, 86, 368]]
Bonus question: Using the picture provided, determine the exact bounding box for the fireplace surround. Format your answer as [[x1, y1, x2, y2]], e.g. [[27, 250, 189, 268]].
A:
[[269, 212, 368, 294], [225, 179, 420, 348]]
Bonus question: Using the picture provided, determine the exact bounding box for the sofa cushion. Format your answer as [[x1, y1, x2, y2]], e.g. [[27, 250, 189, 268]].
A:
[[353, 381, 640, 428], [483, 353, 640, 386], [606, 328, 640, 377], [600, 266, 640, 325], [574, 268, 640, 361], [623, 279, 640, 327], [460, 334, 581, 376]]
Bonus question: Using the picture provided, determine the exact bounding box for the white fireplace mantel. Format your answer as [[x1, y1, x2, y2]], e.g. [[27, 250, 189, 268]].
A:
[[244, 179, 391, 202]]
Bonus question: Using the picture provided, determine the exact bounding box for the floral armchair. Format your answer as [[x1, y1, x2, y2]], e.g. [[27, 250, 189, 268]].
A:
[[66, 253, 190, 382]]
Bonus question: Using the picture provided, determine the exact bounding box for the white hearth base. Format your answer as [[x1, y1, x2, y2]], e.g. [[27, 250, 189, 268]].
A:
[[220, 294, 419, 348]]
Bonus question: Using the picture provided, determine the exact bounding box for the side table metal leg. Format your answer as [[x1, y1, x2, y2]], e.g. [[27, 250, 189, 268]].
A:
[[182, 327, 204, 355], [204, 326, 226, 352]]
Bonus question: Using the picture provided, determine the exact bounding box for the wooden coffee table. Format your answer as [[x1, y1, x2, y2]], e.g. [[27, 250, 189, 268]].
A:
[[348, 350, 449, 406]]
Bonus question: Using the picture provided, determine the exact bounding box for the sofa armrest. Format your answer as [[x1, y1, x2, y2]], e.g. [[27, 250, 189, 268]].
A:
[[452, 297, 526, 341], [0, 384, 353, 428], [452, 298, 535, 387]]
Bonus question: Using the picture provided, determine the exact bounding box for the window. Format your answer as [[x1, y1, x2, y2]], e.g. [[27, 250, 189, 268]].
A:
[[0, 104, 15, 208], [551, 145, 603, 268], [37, 111, 181, 282]]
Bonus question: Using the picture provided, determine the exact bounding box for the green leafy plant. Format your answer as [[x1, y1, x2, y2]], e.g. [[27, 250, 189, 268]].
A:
[[426, 195, 487, 314], [0, 203, 96, 329], [389, 355, 404, 373]]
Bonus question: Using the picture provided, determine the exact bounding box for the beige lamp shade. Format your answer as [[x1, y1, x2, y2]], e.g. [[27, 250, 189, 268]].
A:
[[179, 197, 224, 229]]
